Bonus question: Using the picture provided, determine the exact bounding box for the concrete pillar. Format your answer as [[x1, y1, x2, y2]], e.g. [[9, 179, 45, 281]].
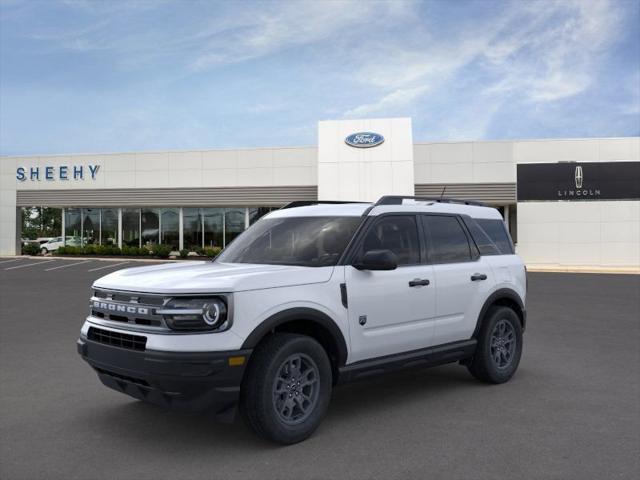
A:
[[0, 158, 18, 256]]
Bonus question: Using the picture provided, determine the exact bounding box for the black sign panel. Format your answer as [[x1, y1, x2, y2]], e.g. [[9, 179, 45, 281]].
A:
[[517, 161, 640, 201]]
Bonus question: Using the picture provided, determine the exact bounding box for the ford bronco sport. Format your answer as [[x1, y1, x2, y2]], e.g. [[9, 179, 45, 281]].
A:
[[78, 196, 527, 444]]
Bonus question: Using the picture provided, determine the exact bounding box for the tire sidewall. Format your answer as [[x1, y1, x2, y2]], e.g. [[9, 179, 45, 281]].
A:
[[257, 336, 332, 443], [479, 307, 523, 383]]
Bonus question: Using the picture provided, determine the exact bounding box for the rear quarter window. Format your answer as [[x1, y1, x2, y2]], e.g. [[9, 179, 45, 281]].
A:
[[475, 218, 514, 255]]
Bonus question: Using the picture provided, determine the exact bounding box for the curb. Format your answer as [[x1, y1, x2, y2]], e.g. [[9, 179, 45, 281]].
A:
[[526, 265, 640, 275], [0, 255, 199, 264]]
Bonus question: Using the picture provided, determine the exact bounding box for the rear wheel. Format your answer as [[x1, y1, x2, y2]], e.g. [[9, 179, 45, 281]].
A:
[[467, 306, 523, 384], [239, 333, 332, 444]]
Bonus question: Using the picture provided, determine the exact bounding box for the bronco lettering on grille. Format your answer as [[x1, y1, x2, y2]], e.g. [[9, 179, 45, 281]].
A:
[[91, 301, 149, 315]]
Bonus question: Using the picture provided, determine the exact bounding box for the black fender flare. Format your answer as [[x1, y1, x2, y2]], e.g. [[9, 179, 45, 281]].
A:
[[241, 307, 349, 367], [473, 288, 526, 337]]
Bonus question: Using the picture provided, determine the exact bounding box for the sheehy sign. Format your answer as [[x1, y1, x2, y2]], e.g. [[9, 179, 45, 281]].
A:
[[517, 162, 640, 201], [16, 164, 100, 182]]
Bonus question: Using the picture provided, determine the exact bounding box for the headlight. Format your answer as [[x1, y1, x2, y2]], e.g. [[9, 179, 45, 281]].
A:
[[157, 297, 229, 332]]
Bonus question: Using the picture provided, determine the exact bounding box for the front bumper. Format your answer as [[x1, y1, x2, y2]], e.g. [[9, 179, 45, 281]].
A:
[[77, 336, 251, 418]]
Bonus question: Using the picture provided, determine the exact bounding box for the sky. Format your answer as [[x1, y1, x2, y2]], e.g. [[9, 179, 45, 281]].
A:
[[0, 0, 639, 155]]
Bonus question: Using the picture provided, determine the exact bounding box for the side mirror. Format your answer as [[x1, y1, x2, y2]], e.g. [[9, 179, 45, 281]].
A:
[[353, 249, 398, 271]]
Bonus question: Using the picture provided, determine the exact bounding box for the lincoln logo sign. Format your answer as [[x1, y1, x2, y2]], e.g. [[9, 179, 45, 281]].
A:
[[516, 162, 640, 202], [575, 166, 583, 188], [16, 164, 100, 182], [345, 132, 385, 148], [559, 164, 599, 198]]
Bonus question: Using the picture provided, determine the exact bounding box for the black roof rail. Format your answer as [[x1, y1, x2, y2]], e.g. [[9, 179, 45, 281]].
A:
[[280, 200, 370, 210], [373, 195, 487, 207]]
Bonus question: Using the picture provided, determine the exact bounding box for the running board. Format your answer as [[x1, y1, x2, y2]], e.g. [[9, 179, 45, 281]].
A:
[[337, 339, 477, 384]]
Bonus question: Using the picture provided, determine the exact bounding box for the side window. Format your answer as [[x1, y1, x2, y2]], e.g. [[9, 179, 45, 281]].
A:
[[476, 219, 514, 254], [360, 216, 420, 266], [423, 215, 472, 264], [462, 217, 500, 256]]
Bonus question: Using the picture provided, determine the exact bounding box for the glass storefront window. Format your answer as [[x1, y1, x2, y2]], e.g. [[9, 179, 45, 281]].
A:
[[249, 207, 273, 225], [183, 208, 202, 250], [64, 208, 82, 246], [82, 208, 100, 245], [101, 208, 118, 246], [160, 208, 179, 249], [141, 208, 159, 247], [122, 208, 140, 247], [203, 208, 224, 248], [224, 208, 246, 246]]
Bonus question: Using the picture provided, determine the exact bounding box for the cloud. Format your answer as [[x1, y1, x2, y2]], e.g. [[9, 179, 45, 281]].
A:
[[342, 0, 626, 131], [344, 85, 429, 118], [189, 1, 413, 71]]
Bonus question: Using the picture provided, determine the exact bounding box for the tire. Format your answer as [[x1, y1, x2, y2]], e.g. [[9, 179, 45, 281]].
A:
[[467, 306, 523, 384], [41, 248, 48, 255], [239, 333, 332, 444]]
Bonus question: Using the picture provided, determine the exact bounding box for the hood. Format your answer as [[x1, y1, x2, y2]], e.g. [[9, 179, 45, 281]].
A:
[[92, 261, 335, 294]]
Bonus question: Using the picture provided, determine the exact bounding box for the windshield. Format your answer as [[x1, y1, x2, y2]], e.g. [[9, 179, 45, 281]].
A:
[[216, 216, 362, 267]]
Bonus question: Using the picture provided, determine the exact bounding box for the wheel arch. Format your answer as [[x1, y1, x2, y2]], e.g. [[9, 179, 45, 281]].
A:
[[473, 288, 526, 338], [241, 307, 348, 380]]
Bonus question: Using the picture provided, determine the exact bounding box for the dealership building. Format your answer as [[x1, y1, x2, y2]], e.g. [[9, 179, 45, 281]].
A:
[[1, 118, 639, 269]]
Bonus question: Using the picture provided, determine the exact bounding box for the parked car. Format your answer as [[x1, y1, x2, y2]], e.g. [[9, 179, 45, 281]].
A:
[[40, 236, 81, 254], [78, 196, 526, 444]]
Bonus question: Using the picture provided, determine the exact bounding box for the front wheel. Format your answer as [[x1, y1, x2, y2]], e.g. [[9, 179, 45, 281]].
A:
[[40, 248, 48, 255], [467, 306, 523, 384], [239, 333, 332, 444]]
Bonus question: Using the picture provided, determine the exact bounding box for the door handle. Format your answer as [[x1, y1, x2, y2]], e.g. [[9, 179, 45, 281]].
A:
[[409, 278, 430, 287], [471, 273, 487, 281]]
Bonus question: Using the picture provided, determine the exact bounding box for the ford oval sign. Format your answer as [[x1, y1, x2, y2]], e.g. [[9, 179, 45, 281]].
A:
[[345, 132, 385, 148]]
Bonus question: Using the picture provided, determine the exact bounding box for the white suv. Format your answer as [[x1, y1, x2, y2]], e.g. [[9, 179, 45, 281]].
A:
[[78, 196, 526, 444]]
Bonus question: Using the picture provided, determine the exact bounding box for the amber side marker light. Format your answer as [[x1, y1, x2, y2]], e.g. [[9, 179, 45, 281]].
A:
[[228, 356, 246, 367]]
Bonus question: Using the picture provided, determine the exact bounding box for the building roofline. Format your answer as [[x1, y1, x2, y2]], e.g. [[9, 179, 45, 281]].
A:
[[412, 136, 640, 146], [2, 136, 638, 159]]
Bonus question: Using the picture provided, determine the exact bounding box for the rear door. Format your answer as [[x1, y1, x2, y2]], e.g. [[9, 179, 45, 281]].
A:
[[345, 214, 436, 363], [421, 214, 494, 345]]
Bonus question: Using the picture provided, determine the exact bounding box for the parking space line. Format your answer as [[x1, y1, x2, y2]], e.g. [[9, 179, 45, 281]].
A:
[[0, 258, 25, 265], [44, 260, 92, 271], [5, 260, 56, 270], [87, 262, 129, 272]]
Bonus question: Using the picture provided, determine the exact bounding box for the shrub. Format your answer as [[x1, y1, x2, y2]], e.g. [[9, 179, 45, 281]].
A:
[[153, 244, 172, 259], [61, 246, 80, 255], [22, 243, 41, 256], [203, 247, 222, 258], [179, 249, 189, 259], [83, 244, 96, 255], [106, 245, 121, 256]]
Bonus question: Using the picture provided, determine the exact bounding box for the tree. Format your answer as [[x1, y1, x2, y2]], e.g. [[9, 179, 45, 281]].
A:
[[21, 207, 62, 239]]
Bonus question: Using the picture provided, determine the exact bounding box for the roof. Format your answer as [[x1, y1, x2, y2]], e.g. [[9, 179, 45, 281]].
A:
[[266, 200, 502, 220]]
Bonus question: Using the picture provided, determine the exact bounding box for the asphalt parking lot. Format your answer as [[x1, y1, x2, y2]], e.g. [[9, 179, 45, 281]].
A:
[[0, 258, 638, 480]]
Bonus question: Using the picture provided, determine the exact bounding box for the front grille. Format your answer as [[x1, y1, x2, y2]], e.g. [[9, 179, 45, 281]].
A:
[[90, 288, 168, 330], [88, 326, 147, 351]]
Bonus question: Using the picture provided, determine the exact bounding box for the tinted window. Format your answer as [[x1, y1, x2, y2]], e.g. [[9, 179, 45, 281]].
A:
[[217, 216, 361, 267], [423, 215, 472, 263], [477, 219, 514, 254], [462, 217, 500, 256], [361, 216, 420, 265]]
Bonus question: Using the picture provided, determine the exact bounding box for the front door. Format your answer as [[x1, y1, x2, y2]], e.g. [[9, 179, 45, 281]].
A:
[[345, 215, 436, 363]]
